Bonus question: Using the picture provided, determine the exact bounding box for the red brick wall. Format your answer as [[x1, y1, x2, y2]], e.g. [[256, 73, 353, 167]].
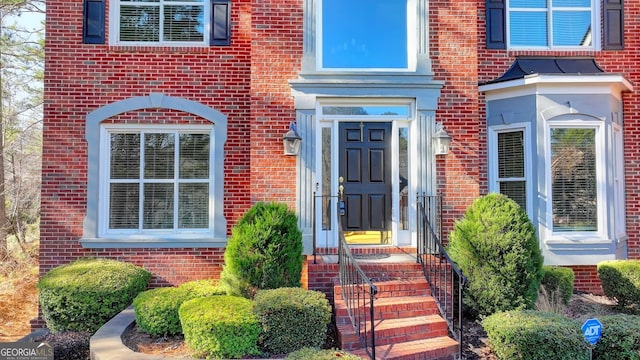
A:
[[430, 0, 483, 235], [249, 0, 302, 206], [42, 0, 309, 292]]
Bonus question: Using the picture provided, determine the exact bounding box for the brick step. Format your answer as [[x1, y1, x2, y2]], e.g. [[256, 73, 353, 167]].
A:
[[360, 263, 425, 281], [334, 279, 431, 298], [334, 295, 440, 324], [351, 336, 459, 360], [365, 314, 450, 346], [337, 314, 450, 350]]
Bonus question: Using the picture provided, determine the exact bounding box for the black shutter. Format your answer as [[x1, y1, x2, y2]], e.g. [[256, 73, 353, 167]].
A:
[[83, 0, 105, 44], [486, 0, 506, 49], [211, 0, 231, 46], [603, 0, 624, 50]]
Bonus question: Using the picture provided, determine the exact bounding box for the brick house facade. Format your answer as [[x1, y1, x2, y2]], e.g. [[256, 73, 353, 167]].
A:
[[40, 0, 637, 328]]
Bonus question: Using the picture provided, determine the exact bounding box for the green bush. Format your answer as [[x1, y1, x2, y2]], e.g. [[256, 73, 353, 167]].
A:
[[37, 258, 151, 333], [598, 260, 640, 308], [593, 314, 640, 359], [446, 194, 544, 319], [179, 296, 261, 359], [133, 287, 190, 336], [285, 348, 362, 360], [541, 266, 574, 305], [178, 279, 225, 298], [134, 280, 226, 336], [253, 288, 332, 355], [483, 310, 588, 360], [220, 202, 303, 298]]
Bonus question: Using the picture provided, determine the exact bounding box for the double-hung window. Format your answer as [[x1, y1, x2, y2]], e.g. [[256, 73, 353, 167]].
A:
[[115, 0, 207, 44], [509, 0, 593, 48], [486, 0, 623, 50], [102, 125, 214, 238], [318, 0, 415, 70], [97, 0, 230, 46], [489, 124, 532, 216]]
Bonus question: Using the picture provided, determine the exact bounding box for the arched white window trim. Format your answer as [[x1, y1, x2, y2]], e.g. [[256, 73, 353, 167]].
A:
[[81, 93, 227, 248]]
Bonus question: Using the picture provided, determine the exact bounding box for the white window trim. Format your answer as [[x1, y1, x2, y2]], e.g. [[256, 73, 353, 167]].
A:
[[506, 0, 601, 51], [488, 123, 534, 219], [81, 94, 227, 248], [315, 0, 417, 72], [543, 119, 608, 244], [99, 124, 215, 239], [612, 123, 626, 239], [109, 0, 211, 46]]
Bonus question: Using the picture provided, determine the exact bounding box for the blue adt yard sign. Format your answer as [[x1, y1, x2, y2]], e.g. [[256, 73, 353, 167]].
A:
[[582, 318, 603, 345]]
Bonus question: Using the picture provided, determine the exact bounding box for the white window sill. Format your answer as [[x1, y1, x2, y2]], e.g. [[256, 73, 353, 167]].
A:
[[80, 237, 228, 249]]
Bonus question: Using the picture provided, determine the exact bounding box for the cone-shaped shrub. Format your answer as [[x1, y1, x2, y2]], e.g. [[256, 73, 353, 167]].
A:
[[220, 202, 303, 298], [447, 193, 543, 319]]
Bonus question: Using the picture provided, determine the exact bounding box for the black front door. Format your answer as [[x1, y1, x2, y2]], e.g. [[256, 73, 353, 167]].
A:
[[339, 122, 392, 232]]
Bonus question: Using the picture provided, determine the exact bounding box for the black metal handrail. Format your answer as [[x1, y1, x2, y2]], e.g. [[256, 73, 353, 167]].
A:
[[416, 194, 466, 358], [338, 212, 377, 359]]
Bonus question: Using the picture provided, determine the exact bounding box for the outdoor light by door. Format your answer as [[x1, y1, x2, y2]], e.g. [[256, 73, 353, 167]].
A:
[[283, 122, 302, 156], [433, 126, 451, 155]]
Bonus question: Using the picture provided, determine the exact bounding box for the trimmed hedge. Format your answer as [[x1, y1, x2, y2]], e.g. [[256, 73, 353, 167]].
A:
[[133, 279, 225, 336], [253, 288, 332, 355], [598, 260, 640, 308], [178, 279, 224, 298], [37, 258, 151, 333], [220, 202, 303, 298], [133, 287, 190, 336], [285, 348, 362, 359], [541, 266, 574, 305], [592, 314, 640, 359], [447, 194, 544, 319], [179, 296, 261, 359], [483, 310, 588, 360]]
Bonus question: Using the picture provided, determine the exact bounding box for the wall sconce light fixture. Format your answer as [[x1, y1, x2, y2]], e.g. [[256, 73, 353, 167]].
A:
[[433, 126, 451, 155], [283, 122, 302, 156]]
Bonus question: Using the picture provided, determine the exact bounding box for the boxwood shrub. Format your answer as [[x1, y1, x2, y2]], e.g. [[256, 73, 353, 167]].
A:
[[285, 348, 362, 359], [541, 266, 574, 305], [483, 310, 588, 360], [133, 279, 225, 336], [179, 296, 261, 359], [592, 314, 640, 359], [37, 258, 151, 333], [253, 287, 332, 355], [178, 279, 225, 298], [598, 260, 640, 308], [133, 287, 190, 336], [447, 194, 544, 319]]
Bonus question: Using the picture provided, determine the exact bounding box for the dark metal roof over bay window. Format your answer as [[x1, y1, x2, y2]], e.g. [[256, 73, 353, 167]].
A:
[[482, 57, 605, 84]]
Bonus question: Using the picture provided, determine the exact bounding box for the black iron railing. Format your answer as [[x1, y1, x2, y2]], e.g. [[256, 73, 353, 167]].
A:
[[416, 194, 466, 358], [338, 213, 377, 359]]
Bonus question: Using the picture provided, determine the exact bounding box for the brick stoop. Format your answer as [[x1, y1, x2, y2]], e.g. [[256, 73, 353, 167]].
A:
[[333, 261, 459, 359]]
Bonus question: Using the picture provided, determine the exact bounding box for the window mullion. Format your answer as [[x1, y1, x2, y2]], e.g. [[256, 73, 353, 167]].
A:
[[138, 132, 146, 233], [174, 131, 180, 231]]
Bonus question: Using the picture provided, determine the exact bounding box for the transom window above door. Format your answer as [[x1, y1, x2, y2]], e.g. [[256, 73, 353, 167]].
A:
[[319, 0, 413, 70]]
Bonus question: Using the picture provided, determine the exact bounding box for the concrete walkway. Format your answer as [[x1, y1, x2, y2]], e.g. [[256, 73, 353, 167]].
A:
[[90, 306, 183, 360]]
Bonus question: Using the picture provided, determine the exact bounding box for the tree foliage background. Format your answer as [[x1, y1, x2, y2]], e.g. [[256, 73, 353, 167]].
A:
[[0, 0, 44, 257]]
